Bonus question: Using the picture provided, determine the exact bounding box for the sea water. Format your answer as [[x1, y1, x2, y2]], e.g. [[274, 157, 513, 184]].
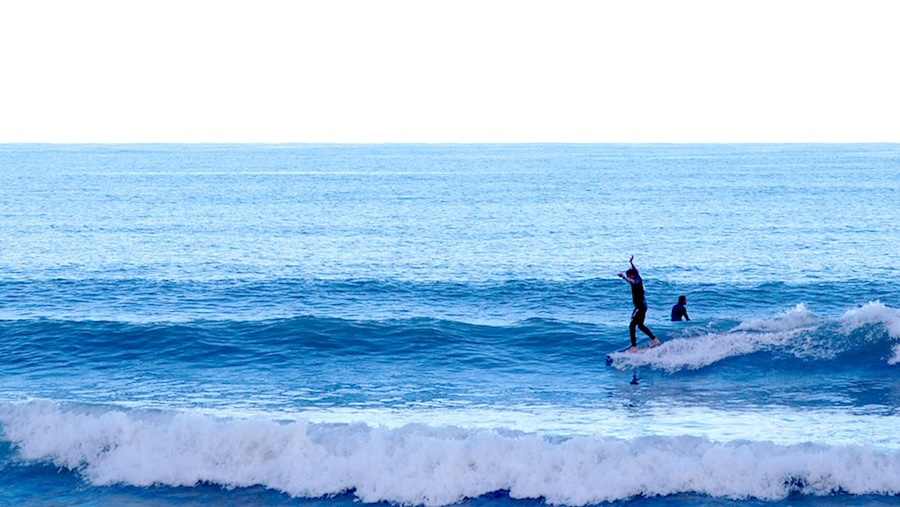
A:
[[1, 144, 899, 506]]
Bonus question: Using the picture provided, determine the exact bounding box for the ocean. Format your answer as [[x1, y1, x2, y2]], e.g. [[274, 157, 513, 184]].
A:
[[1, 144, 899, 506]]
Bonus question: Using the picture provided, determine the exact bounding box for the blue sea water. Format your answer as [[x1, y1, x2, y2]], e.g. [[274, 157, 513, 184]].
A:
[[1, 143, 900, 506]]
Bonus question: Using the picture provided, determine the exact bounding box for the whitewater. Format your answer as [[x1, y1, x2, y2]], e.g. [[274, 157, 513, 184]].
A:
[[1, 144, 899, 506]]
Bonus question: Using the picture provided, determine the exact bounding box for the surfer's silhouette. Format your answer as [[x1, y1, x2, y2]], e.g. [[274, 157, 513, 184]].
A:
[[671, 295, 690, 321], [617, 255, 661, 353]]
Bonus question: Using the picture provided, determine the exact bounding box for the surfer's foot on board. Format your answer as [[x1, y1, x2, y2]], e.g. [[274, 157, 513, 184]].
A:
[[650, 339, 661, 348], [627, 346, 638, 353]]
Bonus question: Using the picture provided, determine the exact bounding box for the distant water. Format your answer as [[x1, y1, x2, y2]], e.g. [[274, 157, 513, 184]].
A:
[[1, 144, 899, 506]]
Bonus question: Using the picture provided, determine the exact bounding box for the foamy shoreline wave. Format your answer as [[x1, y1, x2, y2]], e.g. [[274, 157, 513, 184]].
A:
[[3, 400, 900, 506]]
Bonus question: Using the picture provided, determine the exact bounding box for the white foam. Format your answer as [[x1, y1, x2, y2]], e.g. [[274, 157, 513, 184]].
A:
[[839, 301, 900, 338], [838, 302, 900, 365], [610, 304, 819, 371], [611, 302, 900, 371], [734, 303, 820, 333], [3, 400, 900, 505]]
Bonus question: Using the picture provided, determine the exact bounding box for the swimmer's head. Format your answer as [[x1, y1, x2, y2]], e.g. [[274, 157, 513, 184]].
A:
[[625, 268, 637, 277], [678, 295, 687, 305]]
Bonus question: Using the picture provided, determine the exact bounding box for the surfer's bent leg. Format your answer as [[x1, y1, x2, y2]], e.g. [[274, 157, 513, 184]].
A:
[[638, 322, 656, 340], [633, 306, 656, 340]]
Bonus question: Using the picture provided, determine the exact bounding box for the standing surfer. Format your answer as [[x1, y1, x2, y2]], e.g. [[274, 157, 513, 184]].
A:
[[617, 255, 661, 352]]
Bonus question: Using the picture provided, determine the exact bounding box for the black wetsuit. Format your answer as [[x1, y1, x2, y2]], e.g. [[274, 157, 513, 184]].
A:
[[629, 274, 656, 347], [671, 303, 689, 321]]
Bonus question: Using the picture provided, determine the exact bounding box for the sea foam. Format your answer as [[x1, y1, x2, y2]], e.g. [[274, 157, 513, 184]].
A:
[[3, 400, 900, 506], [840, 301, 900, 365], [609, 302, 900, 371]]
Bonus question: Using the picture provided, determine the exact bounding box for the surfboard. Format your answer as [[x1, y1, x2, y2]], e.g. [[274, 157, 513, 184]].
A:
[[605, 339, 659, 366]]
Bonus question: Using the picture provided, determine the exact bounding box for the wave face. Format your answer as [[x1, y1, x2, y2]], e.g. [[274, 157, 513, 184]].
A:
[[2, 144, 900, 506], [3, 299, 900, 376], [607, 302, 900, 372]]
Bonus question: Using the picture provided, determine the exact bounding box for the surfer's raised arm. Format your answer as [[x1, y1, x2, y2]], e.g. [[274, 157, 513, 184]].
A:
[[629, 255, 637, 274]]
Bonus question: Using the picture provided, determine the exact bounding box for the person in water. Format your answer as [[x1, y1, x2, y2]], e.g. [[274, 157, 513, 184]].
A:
[[671, 295, 690, 321], [618, 255, 661, 352]]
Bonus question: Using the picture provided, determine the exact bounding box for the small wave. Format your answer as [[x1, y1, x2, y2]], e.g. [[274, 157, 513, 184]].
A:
[[608, 304, 820, 371], [609, 302, 900, 372], [839, 302, 900, 365], [6, 303, 900, 376], [3, 400, 900, 506], [0, 316, 618, 378], [733, 303, 820, 332]]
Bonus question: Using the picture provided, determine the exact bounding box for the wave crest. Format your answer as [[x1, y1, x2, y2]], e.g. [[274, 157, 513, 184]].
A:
[[840, 302, 900, 365], [3, 401, 900, 505], [608, 302, 900, 371]]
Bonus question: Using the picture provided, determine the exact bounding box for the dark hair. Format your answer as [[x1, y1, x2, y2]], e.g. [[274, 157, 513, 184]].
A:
[[626, 268, 637, 277], [678, 295, 687, 304]]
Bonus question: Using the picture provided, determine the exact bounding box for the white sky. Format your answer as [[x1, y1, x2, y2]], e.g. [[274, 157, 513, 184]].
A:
[[1, 0, 898, 143]]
